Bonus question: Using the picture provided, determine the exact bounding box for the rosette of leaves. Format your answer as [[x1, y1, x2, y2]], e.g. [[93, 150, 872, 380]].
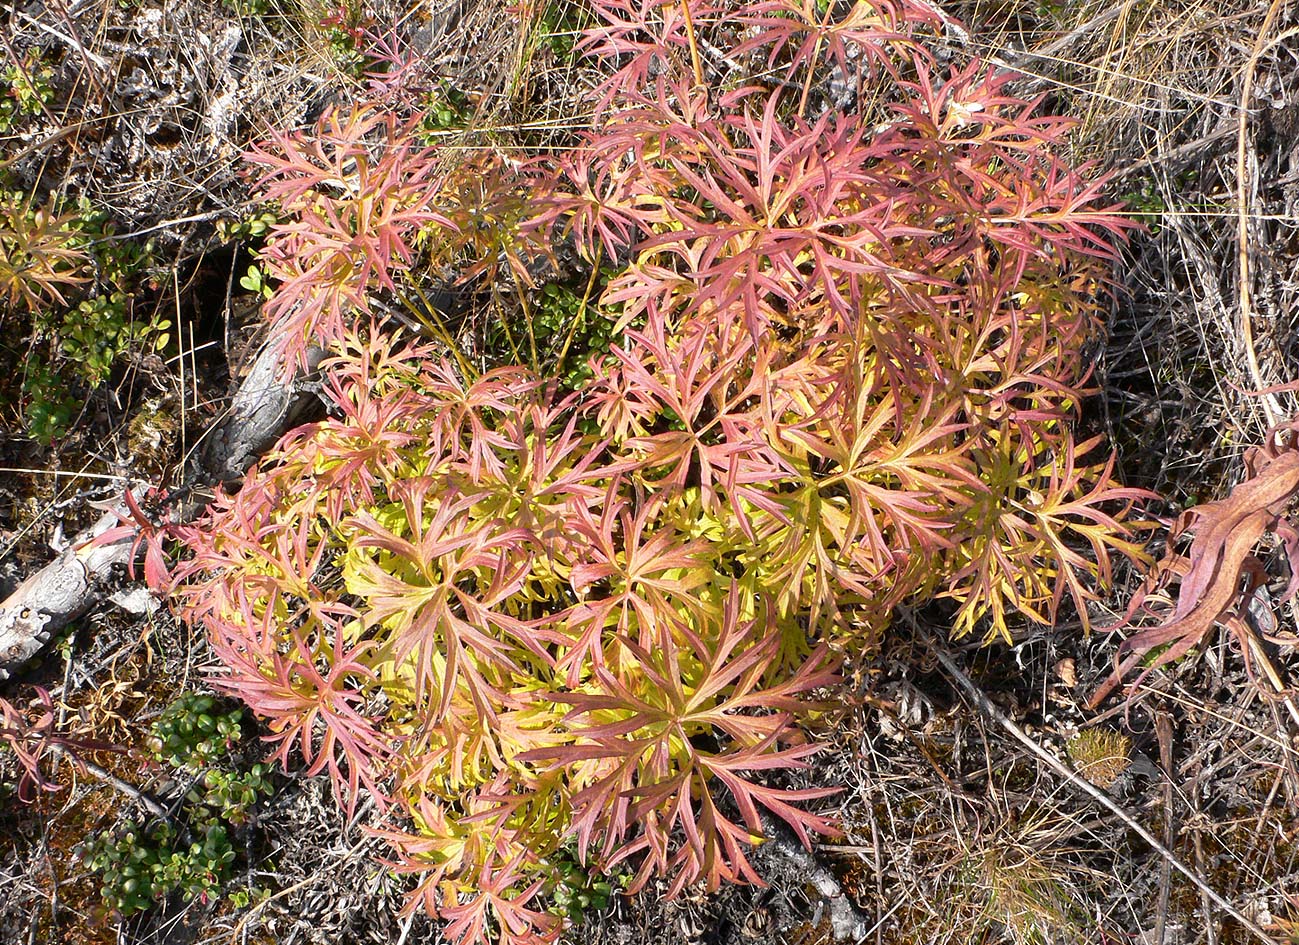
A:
[[167, 332, 840, 941], [160, 0, 1153, 942]]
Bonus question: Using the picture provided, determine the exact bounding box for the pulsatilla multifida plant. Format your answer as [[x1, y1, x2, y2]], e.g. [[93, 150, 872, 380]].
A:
[[159, 1, 1151, 942]]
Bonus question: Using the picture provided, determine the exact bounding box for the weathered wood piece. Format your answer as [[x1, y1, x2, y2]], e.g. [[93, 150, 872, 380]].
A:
[[0, 343, 323, 680], [760, 811, 870, 942]]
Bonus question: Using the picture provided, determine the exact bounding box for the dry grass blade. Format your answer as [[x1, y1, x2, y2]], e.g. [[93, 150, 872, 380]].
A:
[[1235, 0, 1289, 428]]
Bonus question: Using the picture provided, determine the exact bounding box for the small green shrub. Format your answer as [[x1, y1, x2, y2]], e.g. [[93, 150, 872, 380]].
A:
[[0, 193, 167, 442], [79, 692, 272, 919], [420, 81, 475, 133], [81, 821, 236, 917], [147, 691, 246, 771], [19, 359, 78, 444], [536, 1, 595, 62], [215, 209, 280, 244], [191, 763, 274, 826], [0, 52, 54, 133]]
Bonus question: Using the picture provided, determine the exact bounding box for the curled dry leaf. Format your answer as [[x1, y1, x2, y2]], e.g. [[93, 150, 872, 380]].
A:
[[1090, 420, 1299, 708]]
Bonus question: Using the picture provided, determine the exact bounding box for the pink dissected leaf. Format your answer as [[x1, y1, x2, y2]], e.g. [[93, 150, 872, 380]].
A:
[[523, 82, 715, 265], [735, 0, 946, 85], [525, 587, 839, 889], [700, 736, 841, 847], [0, 687, 115, 803], [246, 102, 455, 371], [605, 307, 781, 520], [207, 609, 394, 818], [438, 851, 561, 945], [475, 388, 609, 538], [637, 94, 935, 340], [578, 0, 727, 113], [0, 693, 55, 801], [559, 489, 713, 683], [357, 28, 437, 107], [1025, 438, 1156, 631], [525, 138, 669, 264], [346, 484, 546, 721], [86, 486, 178, 591], [416, 363, 542, 482], [888, 64, 1138, 266]]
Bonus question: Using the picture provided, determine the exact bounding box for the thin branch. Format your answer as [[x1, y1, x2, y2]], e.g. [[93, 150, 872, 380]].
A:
[[48, 744, 172, 822]]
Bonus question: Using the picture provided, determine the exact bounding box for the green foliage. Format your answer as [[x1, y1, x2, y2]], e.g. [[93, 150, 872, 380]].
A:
[[215, 209, 280, 243], [420, 80, 474, 133], [153, 1, 1153, 943], [546, 845, 626, 922], [0, 193, 166, 442], [218, 211, 281, 302], [147, 691, 246, 771], [0, 52, 54, 133], [221, 0, 271, 17], [534, 0, 596, 64], [79, 692, 271, 919], [191, 763, 274, 826], [36, 291, 150, 387], [525, 266, 624, 391], [238, 262, 274, 300], [19, 358, 78, 444], [1118, 178, 1168, 235], [81, 821, 236, 917]]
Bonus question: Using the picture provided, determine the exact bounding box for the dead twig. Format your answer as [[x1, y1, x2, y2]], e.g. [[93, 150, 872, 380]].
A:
[[759, 811, 870, 943], [1154, 711, 1175, 945], [48, 743, 172, 823]]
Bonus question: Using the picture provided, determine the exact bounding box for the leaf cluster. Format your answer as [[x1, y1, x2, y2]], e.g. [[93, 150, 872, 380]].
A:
[[0, 191, 166, 441], [80, 821, 236, 918], [78, 691, 273, 919], [0, 51, 54, 134], [166, 2, 1152, 942], [147, 691, 247, 771]]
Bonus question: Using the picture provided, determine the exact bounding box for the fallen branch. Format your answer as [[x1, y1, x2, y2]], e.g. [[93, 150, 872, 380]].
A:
[[0, 342, 323, 680], [760, 811, 870, 943]]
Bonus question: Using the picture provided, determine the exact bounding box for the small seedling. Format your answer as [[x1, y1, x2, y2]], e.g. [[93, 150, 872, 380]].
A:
[[546, 846, 627, 922], [238, 262, 274, 301], [215, 209, 280, 243]]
